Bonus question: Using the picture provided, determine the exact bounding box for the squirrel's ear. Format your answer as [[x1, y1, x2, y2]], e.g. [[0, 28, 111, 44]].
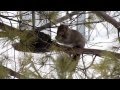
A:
[[58, 24, 69, 31]]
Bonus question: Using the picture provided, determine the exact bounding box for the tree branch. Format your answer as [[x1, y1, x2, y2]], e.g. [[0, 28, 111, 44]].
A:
[[53, 43, 120, 58], [12, 42, 120, 59]]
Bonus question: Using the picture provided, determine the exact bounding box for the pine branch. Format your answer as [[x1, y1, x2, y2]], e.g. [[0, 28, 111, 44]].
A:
[[0, 65, 27, 79]]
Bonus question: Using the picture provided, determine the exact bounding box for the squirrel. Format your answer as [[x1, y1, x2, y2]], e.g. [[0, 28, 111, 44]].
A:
[[55, 24, 85, 60]]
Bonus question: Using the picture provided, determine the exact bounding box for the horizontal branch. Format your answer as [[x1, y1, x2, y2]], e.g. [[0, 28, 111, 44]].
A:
[[82, 48, 120, 58], [52, 42, 120, 59], [12, 42, 120, 59]]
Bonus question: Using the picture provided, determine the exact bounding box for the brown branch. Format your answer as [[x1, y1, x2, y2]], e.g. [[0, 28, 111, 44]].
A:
[[52, 42, 120, 59], [0, 65, 27, 79]]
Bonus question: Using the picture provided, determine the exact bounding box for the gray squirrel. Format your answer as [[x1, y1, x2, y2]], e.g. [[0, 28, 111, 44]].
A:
[[55, 24, 86, 60]]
